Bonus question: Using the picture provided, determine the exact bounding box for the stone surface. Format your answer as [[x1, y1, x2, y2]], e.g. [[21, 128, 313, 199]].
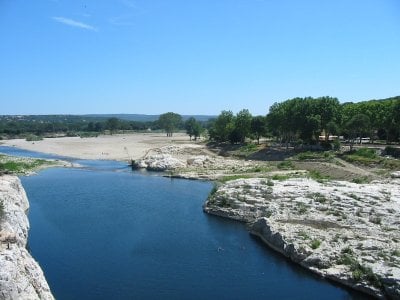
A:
[[0, 175, 54, 300], [205, 177, 400, 299]]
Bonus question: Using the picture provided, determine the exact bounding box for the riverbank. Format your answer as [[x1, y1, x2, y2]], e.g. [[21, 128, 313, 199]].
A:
[[2, 135, 400, 298], [0, 175, 54, 299], [0, 133, 193, 161], [204, 177, 400, 299]]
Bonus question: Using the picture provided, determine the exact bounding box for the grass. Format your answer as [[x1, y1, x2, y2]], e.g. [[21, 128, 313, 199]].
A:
[[271, 174, 290, 181], [308, 170, 330, 181], [295, 151, 334, 161], [0, 155, 51, 174], [352, 176, 370, 184], [343, 148, 381, 165], [310, 239, 321, 249], [277, 160, 295, 170], [219, 174, 253, 183]]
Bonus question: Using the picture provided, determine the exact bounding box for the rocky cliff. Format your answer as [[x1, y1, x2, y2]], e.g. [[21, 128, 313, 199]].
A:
[[204, 176, 400, 299], [0, 175, 54, 300]]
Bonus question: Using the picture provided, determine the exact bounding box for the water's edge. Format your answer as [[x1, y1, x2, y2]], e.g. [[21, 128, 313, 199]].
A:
[[0, 175, 54, 300]]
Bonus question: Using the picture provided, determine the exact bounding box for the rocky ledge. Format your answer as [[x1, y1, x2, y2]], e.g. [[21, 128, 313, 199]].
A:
[[204, 177, 400, 299], [132, 145, 264, 178], [0, 175, 54, 300]]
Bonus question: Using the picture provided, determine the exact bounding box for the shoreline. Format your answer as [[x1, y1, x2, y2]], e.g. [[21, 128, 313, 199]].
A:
[[0, 175, 54, 299], [204, 177, 400, 299], [2, 137, 399, 298]]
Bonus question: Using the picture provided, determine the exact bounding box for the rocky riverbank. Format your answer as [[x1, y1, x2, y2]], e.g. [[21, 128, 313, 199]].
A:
[[0, 175, 54, 300], [204, 176, 400, 299]]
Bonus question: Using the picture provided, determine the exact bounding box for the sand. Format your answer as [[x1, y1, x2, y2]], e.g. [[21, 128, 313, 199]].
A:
[[0, 133, 195, 161]]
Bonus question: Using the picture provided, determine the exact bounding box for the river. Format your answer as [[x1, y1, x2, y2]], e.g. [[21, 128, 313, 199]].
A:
[[0, 146, 369, 299]]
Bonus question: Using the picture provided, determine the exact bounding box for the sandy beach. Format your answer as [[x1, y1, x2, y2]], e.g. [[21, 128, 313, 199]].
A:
[[0, 133, 196, 161]]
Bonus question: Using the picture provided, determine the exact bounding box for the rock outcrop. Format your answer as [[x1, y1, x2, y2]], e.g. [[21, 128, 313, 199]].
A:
[[204, 177, 400, 299], [0, 175, 54, 300], [132, 145, 267, 179]]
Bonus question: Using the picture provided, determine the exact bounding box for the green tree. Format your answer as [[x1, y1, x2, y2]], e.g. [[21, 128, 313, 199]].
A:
[[185, 117, 203, 140], [209, 110, 235, 143], [106, 117, 120, 134], [345, 114, 370, 150], [158, 112, 182, 137], [251, 116, 267, 144], [232, 109, 252, 144]]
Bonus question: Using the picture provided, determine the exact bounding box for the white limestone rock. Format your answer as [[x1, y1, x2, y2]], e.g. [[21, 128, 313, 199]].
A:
[[205, 177, 400, 299], [0, 175, 54, 300]]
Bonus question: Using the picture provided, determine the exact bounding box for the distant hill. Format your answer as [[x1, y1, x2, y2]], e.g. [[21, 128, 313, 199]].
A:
[[83, 114, 216, 122]]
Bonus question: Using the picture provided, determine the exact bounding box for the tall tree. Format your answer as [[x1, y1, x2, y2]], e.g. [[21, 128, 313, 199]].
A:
[[345, 114, 370, 150], [158, 112, 182, 137], [209, 110, 235, 142], [233, 109, 252, 144], [251, 116, 267, 144], [185, 117, 203, 140]]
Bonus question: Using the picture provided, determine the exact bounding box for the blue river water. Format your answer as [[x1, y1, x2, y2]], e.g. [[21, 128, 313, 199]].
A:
[[0, 146, 370, 299]]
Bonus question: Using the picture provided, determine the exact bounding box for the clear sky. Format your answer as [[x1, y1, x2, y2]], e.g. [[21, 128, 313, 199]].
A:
[[1, 0, 399, 115]]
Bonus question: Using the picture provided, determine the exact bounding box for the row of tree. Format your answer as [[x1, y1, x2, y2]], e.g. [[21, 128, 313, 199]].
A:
[[206, 96, 400, 145]]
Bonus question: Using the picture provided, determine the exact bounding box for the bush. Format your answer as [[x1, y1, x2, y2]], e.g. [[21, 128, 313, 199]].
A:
[[353, 148, 377, 159], [277, 160, 294, 170], [25, 134, 43, 141], [384, 146, 400, 158], [310, 239, 321, 249]]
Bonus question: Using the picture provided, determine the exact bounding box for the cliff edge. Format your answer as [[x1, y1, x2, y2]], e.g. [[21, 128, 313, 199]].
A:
[[0, 175, 54, 300]]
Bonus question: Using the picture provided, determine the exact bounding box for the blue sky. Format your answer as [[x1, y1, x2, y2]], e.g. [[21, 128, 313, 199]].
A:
[[1, 0, 399, 115]]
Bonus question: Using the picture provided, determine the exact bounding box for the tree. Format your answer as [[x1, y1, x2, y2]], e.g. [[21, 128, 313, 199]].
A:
[[251, 116, 267, 144], [233, 109, 252, 144], [209, 110, 235, 142], [185, 117, 203, 140], [106, 117, 120, 134], [158, 112, 182, 137], [316, 96, 341, 142], [345, 114, 370, 151]]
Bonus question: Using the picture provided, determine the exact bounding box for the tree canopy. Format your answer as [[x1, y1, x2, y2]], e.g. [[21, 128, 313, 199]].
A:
[[158, 112, 182, 137]]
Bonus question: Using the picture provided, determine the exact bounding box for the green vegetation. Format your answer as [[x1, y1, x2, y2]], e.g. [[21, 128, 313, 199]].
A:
[[352, 176, 369, 184], [338, 254, 381, 287], [298, 231, 310, 240], [343, 148, 380, 165], [0, 155, 50, 174], [310, 239, 321, 249], [277, 160, 295, 170], [185, 117, 204, 140], [25, 134, 43, 141], [158, 112, 183, 137], [271, 174, 290, 181], [219, 174, 253, 183], [308, 170, 330, 181]]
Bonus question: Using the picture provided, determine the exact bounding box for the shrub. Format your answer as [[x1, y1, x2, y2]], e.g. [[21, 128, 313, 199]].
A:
[[277, 160, 294, 170], [272, 174, 290, 181], [353, 148, 378, 159], [384, 146, 400, 158], [25, 134, 43, 141], [310, 239, 321, 249]]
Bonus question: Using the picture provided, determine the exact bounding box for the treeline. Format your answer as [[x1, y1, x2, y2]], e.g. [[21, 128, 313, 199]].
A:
[[0, 117, 156, 137], [208, 96, 400, 145], [0, 114, 212, 139]]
